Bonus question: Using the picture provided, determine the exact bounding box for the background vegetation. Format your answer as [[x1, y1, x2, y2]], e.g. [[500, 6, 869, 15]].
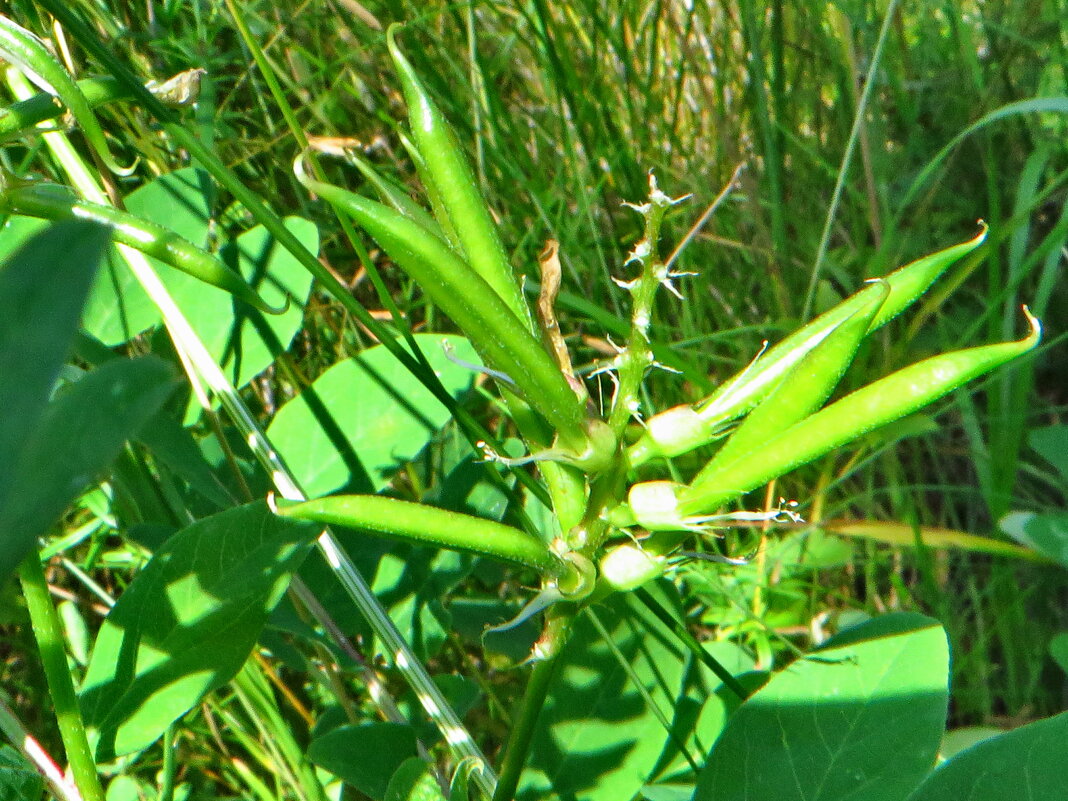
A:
[[2, 0, 1066, 798]]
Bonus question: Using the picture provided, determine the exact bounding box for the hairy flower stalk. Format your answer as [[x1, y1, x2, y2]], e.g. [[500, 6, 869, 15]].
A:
[[605, 172, 690, 438]]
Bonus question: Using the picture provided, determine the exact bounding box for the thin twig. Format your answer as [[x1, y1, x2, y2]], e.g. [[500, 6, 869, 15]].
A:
[[666, 161, 747, 270], [800, 0, 901, 321]]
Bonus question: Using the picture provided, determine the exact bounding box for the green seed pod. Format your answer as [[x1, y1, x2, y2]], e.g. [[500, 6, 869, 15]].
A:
[[679, 309, 1042, 517], [386, 24, 530, 328], [694, 280, 889, 483], [294, 165, 591, 454], [0, 183, 285, 314], [0, 15, 135, 175], [628, 227, 988, 466], [272, 494, 564, 577], [599, 544, 665, 592], [339, 146, 445, 239]]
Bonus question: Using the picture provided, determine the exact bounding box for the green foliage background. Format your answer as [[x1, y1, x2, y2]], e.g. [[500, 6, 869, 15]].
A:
[[1, 0, 1065, 799]]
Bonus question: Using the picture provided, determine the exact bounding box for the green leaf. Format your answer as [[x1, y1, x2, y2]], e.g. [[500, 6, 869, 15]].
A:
[[938, 727, 1005, 760], [384, 758, 447, 801], [695, 613, 949, 801], [266, 334, 480, 497], [0, 745, 44, 801], [136, 408, 233, 508], [0, 219, 109, 576], [999, 511, 1068, 568], [307, 723, 418, 801], [519, 593, 688, 801], [82, 168, 316, 379], [649, 640, 755, 784], [0, 214, 48, 260], [79, 500, 319, 760], [205, 217, 317, 388], [907, 712, 1068, 801], [1028, 424, 1068, 484], [1, 355, 174, 577], [83, 167, 214, 345]]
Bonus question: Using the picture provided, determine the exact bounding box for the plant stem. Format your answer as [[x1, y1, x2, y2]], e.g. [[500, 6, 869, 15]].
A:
[[17, 552, 106, 801], [607, 175, 675, 438], [492, 616, 571, 801], [159, 725, 176, 801]]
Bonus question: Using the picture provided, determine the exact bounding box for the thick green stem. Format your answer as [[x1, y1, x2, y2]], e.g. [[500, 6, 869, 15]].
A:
[[492, 615, 571, 801], [18, 552, 106, 801]]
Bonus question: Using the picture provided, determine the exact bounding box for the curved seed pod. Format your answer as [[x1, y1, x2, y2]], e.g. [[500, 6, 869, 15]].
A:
[[0, 15, 135, 176], [0, 76, 116, 142], [387, 24, 530, 328], [693, 281, 889, 484], [271, 494, 564, 576], [628, 227, 989, 466], [678, 309, 1041, 517], [0, 183, 285, 314], [397, 129, 464, 251], [295, 165, 593, 455], [1, 70, 205, 143], [338, 146, 445, 239]]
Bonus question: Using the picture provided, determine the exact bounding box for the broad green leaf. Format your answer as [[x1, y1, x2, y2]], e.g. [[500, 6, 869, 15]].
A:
[[82, 168, 317, 386], [384, 758, 446, 801], [907, 712, 1068, 801], [79, 500, 319, 760], [0, 214, 47, 260], [105, 775, 143, 801], [695, 613, 949, 801], [266, 334, 480, 497], [649, 640, 755, 784], [1027, 424, 1068, 484], [639, 785, 693, 801], [136, 408, 233, 508], [202, 217, 317, 389], [371, 551, 452, 661], [518, 593, 689, 801], [0, 745, 43, 801], [307, 723, 418, 801], [999, 511, 1068, 568], [0, 220, 109, 576], [83, 167, 214, 345], [1, 355, 174, 577], [938, 727, 1005, 760]]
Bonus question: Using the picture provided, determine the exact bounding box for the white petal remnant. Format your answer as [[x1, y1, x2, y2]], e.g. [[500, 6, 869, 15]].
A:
[[626, 239, 652, 265]]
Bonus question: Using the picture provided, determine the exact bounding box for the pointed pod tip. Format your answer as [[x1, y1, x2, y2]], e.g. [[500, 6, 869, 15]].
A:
[[254, 292, 291, 316], [385, 22, 412, 72], [107, 154, 139, 177], [1020, 305, 1042, 344]]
